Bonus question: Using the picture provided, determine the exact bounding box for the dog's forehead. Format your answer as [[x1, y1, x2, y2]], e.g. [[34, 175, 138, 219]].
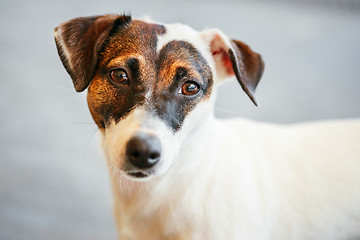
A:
[[156, 23, 207, 55], [99, 19, 212, 70]]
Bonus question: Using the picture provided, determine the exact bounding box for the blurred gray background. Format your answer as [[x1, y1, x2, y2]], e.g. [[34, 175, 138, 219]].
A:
[[1, 0, 359, 239]]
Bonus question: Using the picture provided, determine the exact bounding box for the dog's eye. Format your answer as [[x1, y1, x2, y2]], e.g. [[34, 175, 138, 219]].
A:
[[109, 69, 129, 85], [181, 81, 200, 96]]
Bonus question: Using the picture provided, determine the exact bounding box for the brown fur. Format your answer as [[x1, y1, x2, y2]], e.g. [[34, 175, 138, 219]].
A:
[[54, 14, 132, 92], [230, 40, 264, 105]]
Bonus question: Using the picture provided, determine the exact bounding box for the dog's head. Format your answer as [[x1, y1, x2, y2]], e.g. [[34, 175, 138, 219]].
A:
[[54, 14, 264, 181]]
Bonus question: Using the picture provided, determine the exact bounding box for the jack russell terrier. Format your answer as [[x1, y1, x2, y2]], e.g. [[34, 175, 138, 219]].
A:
[[54, 14, 360, 240]]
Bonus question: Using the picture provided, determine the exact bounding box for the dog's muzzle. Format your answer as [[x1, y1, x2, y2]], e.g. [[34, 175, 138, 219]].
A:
[[125, 132, 161, 177]]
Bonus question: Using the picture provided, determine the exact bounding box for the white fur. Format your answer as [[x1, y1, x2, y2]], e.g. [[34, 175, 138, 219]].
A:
[[100, 22, 360, 240]]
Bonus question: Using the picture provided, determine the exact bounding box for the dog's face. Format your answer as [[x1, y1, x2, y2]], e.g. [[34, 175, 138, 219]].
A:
[[54, 14, 264, 181]]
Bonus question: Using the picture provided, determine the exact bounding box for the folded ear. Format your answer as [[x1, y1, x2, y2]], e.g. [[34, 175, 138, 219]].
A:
[[201, 30, 264, 106], [54, 14, 131, 92]]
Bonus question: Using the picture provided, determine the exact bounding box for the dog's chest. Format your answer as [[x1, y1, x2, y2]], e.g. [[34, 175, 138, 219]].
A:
[[114, 185, 206, 239]]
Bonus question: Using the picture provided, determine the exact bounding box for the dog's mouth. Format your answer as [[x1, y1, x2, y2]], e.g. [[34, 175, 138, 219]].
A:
[[128, 171, 149, 178]]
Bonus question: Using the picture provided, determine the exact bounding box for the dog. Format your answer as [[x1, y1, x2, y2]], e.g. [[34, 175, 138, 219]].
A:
[[54, 14, 360, 240]]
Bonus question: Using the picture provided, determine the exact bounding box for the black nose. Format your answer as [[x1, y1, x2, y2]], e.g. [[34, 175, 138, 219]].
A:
[[126, 133, 161, 169]]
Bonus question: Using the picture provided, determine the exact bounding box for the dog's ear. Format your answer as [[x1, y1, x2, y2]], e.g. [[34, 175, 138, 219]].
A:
[[54, 14, 131, 92], [201, 30, 264, 106]]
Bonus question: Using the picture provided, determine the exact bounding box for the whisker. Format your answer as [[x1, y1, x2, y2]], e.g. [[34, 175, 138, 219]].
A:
[[82, 127, 100, 162], [80, 127, 99, 139]]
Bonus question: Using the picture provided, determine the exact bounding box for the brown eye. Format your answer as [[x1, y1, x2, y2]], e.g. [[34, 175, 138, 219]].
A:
[[109, 69, 129, 85], [181, 81, 200, 96]]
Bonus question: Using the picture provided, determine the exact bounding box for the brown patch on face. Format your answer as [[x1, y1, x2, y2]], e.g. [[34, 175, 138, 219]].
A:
[[151, 40, 213, 131], [87, 20, 165, 129], [87, 20, 213, 132]]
